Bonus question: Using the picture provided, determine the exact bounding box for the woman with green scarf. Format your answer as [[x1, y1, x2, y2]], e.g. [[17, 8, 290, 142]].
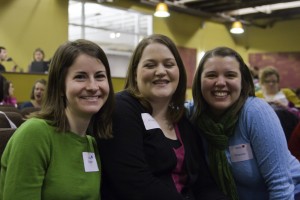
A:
[[188, 47, 300, 200]]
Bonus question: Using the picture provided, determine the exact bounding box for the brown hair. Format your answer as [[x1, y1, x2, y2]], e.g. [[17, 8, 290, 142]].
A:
[[191, 46, 255, 121], [125, 34, 187, 123], [33, 39, 114, 139]]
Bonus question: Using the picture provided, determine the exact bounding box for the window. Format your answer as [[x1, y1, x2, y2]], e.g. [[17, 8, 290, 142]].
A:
[[68, 0, 153, 77]]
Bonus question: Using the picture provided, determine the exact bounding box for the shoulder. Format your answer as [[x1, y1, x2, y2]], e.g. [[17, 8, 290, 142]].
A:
[[115, 91, 144, 112], [243, 97, 271, 111], [20, 101, 33, 109], [13, 118, 53, 140], [239, 97, 277, 123], [281, 88, 294, 94], [255, 90, 264, 98]]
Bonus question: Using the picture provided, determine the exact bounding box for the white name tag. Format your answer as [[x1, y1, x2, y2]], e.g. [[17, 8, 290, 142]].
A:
[[141, 113, 160, 130], [229, 143, 253, 162], [82, 152, 99, 172]]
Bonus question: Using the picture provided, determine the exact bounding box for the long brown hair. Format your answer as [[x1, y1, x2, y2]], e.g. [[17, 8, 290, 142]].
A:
[[33, 39, 114, 139]]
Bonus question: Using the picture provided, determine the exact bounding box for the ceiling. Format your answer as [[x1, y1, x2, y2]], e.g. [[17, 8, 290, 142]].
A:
[[140, 0, 300, 28]]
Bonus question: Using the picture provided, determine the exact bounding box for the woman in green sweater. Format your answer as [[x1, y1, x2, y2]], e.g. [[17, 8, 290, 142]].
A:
[[0, 39, 114, 199]]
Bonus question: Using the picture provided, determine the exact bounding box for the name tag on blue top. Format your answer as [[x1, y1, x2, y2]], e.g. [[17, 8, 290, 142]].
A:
[[229, 143, 253, 162]]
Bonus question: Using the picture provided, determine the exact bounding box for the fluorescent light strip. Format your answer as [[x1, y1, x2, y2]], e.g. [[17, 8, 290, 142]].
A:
[[225, 1, 300, 15]]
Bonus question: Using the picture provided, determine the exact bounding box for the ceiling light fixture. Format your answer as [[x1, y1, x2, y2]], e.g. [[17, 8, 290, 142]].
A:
[[230, 21, 244, 34], [154, 2, 170, 17]]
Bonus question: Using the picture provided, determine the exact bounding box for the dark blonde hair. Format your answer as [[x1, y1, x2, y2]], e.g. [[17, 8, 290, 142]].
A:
[[33, 39, 114, 139], [125, 34, 187, 123], [191, 47, 255, 121]]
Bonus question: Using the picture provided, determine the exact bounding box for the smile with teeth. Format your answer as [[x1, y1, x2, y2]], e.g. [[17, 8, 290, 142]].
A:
[[80, 96, 100, 100], [213, 91, 228, 97]]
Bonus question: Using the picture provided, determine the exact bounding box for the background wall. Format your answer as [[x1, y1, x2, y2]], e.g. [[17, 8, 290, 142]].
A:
[[0, 0, 68, 72], [1, 0, 300, 102]]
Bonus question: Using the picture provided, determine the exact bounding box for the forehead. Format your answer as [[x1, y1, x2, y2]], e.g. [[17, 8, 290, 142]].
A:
[[140, 43, 173, 60], [203, 56, 240, 71], [69, 54, 106, 71], [0, 49, 7, 54], [35, 82, 45, 88], [265, 74, 278, 79]]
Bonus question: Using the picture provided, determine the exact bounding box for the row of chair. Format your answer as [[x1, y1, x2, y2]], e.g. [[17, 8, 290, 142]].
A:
[[0, 128, 15, 161], [0, 106, 40, 128]]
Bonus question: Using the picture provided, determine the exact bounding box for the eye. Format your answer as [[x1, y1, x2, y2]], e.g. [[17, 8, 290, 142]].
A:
[[95, 72, 107, 81], [226, 72, 238, 79], [164, 62, 175, 68], [144, 62, 156, 69], [204, 72, 217, 79], [74, 74, 86, 81]]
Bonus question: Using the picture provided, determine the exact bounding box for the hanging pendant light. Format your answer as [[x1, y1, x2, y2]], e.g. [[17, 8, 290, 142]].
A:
[[230, 21, 244, 34], [154, 2, 170, 17]]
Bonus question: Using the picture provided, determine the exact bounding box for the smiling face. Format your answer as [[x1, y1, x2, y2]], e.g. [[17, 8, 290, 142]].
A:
[[64, 53, 109, 120], [135, 43, 179, 104], [201, 56, 242, 117]]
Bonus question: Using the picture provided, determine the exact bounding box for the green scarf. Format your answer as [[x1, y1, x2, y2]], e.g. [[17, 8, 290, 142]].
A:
[[197, 108, 239, 200]]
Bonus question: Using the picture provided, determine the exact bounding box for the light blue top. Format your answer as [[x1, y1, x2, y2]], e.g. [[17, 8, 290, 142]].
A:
[[186, 97, 300, 200]]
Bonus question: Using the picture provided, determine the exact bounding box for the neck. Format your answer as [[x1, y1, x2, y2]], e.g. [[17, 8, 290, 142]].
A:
[[65, 111, 91, 137]]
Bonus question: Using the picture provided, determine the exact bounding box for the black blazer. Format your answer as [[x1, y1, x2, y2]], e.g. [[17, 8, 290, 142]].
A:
[[98, 91, 227, 200]]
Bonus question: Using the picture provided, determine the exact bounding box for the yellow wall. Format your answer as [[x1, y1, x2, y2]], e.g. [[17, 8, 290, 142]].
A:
[[1, 0, 300, 101], [0, 0, 68, 72], [2, 72, 125, 103]]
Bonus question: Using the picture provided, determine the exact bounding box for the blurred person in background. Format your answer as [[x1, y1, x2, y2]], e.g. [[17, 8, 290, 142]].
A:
[[19, 79, 47, 109]]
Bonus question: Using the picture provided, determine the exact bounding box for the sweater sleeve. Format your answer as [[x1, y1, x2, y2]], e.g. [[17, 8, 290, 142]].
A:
[[98, 92, 184, 200], [282, 88, 300, 108], [244, 98, 295, 199], [0, 118, 51, 200]]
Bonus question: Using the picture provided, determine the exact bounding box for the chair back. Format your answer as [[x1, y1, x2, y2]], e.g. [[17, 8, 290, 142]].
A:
[[274, 108, 300, 141], [0, 105, 21, 114], [5, 112, 25, 127], [0, 128, 15, 161], [21, 107, 41, 118], [0, 113, 11, 128]]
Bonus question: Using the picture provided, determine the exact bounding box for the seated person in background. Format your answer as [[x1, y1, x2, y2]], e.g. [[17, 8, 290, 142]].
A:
[[0, 46, 19, 72], [0, 74, 6, 101], [0, 47, 8, 72], [255, 66, 300, 112], [28, 48, 49, 73], [19, 79, 47, 109], [249, 65, 260, 91], [0, 80, 17, 108], [289, 122, 300, 161]]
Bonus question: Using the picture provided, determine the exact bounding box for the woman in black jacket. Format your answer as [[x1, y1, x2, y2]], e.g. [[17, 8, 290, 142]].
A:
[[98, 34, 228, 200]]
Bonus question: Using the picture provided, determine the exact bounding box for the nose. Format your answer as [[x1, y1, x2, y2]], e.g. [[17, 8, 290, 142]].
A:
[[215, 76, 226, 86], [155, 64, 166, 77], [86, 78, 99, 91]]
